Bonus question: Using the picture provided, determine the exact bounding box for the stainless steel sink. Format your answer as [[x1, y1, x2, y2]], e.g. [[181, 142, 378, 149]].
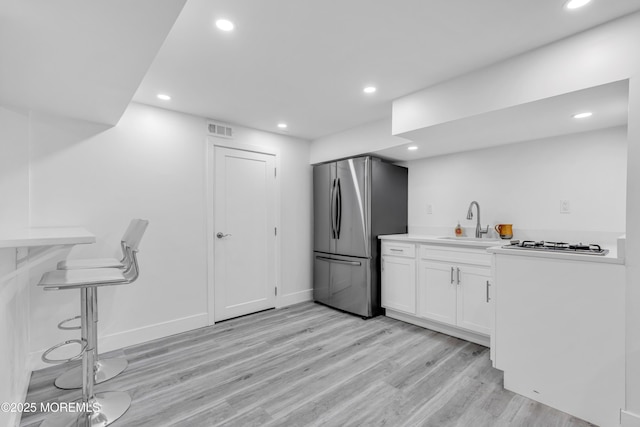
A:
[[436, 236, 503, 244], [438, 236, 493, 242]]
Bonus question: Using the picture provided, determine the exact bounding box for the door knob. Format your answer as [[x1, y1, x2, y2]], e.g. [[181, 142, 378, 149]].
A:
[[216, 232, 231, 239]]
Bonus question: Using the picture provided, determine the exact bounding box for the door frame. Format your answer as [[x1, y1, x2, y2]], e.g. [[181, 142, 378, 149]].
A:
[[205, 138, 281, 325]]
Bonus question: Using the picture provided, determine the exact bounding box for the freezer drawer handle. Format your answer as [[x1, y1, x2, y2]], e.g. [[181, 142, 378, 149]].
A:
[[315, 256, 361, 266]]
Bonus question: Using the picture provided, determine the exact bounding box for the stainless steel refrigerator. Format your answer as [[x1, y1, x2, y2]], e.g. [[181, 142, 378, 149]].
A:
[[313, 156, 408, 318]]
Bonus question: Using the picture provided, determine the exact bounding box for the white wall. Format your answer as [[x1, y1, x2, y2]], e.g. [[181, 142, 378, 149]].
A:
[[0, 107, 30, 231], [0, 106, 30, 427], [27, 102, 312, 367], [407, 127, 627, 242], [310, 118, 409, 164]]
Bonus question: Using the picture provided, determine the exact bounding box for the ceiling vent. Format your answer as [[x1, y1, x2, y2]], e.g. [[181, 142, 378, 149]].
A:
[[207, 121, 234, 139]]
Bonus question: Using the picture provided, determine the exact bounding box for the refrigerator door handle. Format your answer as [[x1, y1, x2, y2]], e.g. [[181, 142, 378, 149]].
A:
[[336, 178, 342, 239], [315, 255, 361, 266], [330, 178, 337, 239]]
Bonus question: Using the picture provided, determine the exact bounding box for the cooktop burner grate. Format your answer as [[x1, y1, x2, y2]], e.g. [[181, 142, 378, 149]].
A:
[[502, 240, 609, 255]]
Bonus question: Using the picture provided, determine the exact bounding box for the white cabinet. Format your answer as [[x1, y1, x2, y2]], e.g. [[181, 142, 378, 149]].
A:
[[456, 265, 491, 335], [417, 260, 456, 325], [381, 242, 416, 314], [417, 245, 492, 336], [380, 239, 492, 346]]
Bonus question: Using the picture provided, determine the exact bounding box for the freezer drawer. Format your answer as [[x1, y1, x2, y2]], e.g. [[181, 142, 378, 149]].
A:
[[314, 253, 371, 317]]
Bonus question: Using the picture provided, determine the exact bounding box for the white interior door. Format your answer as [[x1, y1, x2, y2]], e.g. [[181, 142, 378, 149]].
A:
[[214, 146, 276, 321]]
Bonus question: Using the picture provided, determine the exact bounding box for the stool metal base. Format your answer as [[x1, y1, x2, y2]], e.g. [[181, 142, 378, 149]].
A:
[[55, 358, 128, 390], [40, 391, 131, 427]]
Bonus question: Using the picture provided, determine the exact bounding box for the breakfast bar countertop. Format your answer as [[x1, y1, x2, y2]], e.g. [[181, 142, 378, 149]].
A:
[[0, 227, 96, 249]]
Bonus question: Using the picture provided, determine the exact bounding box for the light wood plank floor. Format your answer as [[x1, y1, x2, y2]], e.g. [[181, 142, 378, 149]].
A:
[[21, 302, 594, 426]]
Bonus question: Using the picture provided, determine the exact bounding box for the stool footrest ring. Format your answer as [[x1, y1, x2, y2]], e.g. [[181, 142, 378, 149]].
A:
[[57, 315, 82, 330], [41, 339, 87, 364]]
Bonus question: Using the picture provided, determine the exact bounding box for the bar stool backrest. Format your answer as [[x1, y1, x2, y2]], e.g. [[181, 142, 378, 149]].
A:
[[119, 219, 144, 264], [122, 219, 149, 282], [124, 219, 149, 252]]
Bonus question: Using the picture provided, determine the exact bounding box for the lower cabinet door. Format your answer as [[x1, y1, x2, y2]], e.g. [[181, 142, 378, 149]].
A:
[[417, 260, 457, 325], [381, 255, 416, 314], [457, 265, 492, 335]]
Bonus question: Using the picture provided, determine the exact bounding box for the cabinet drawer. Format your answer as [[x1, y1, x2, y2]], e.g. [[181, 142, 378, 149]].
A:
[[382, 241, 416, 258], [419, 244, 491, 266]]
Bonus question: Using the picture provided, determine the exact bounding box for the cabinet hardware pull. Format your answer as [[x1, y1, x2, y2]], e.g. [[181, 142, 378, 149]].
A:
[[456, 267, 461, 284], [450, 267, 454, 284], [390, 248, 402, 252], [486, 280, 491, 302]]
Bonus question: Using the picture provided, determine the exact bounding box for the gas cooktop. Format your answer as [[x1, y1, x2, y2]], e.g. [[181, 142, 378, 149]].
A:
[[502, 240, 609, 256]]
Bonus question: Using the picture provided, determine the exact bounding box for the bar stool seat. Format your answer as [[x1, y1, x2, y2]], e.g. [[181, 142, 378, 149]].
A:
[[41, 268, 127, 288], [40, 268, 131, 288]]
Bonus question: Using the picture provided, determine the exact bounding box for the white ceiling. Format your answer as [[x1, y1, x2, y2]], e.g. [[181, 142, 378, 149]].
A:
[[375, 80, 629, 161], [0, 0, 186, 125], [134, 0, 640, 140]]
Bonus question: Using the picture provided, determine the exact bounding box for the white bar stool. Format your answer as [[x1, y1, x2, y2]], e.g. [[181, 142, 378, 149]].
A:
[[53, 219, 147, 390], [37, 220, 148, 427]]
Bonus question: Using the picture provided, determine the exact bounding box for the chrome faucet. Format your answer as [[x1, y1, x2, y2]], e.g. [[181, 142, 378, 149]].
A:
[[466, 201, 489, 238]]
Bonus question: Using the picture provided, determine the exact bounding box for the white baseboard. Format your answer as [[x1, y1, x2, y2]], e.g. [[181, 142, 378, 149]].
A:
[[622, 410, 640, 427], [29, 313, 209, 371], [277, 288, 312, 308]]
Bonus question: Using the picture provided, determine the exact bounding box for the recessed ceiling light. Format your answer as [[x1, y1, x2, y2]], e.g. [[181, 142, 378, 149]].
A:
[[277, 123, 287, 129], [565, 0, 591, 10], [573, 112, 593, 119], [407, 146, 418, 151], [157, 94, 171, 101], [216, 19, 235, 31], [363, 86, 377, 94]]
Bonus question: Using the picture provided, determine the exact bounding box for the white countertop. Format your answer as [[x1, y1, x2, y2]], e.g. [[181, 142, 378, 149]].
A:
[[379, 233, 504, 249], [0, 227, 95, 249], [379, 233, 625, 264]]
